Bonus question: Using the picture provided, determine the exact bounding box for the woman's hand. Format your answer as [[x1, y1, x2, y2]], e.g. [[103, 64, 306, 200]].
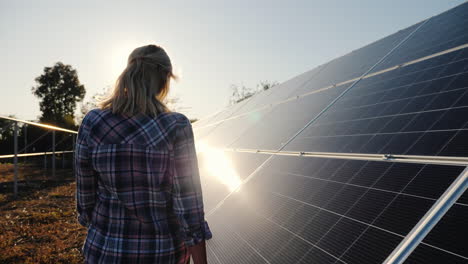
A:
[[188, 240, 208, 264]]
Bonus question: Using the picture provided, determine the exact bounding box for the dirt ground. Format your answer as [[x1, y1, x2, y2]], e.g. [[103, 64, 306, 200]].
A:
[[0, 163, 86, 263]]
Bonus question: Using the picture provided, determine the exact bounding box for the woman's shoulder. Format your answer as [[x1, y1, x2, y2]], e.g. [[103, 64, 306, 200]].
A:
[[162, 111, 191, 127], [80, 108, 104, 126], [81, 109, 191, 132], [82, 108, 128, 124]]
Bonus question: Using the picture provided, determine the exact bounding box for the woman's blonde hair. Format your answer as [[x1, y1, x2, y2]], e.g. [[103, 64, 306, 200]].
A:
[[99, 44, 177, 117]]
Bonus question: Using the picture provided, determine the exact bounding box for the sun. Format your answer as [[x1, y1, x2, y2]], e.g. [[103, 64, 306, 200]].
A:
[[109, 41, 141, 82]]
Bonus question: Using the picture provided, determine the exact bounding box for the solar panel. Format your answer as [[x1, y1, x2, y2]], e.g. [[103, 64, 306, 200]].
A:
[[283, 49, 468, 156], [193, 3, 468, 263]]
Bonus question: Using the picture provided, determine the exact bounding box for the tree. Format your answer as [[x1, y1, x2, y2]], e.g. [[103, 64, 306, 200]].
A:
[[0, 115, 16, 141], [229, 84, 255, 105], [257, 80, 279, 91], [31, 62, 86, 128], [229, 80, 278, 105]]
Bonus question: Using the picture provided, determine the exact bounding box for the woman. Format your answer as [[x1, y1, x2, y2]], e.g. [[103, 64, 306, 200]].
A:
[[75, 44, 212, 264]]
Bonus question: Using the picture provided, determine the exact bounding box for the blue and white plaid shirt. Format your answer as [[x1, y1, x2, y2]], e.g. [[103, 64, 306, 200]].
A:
[[75, 108, 212, 263]]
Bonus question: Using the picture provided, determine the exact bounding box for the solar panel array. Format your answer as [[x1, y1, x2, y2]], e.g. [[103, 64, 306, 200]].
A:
[[193, 3, 468, 264]]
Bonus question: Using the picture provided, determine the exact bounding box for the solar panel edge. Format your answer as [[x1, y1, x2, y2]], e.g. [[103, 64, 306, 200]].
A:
[[195, 43, 468, 134], [225, 148, 468, 167]]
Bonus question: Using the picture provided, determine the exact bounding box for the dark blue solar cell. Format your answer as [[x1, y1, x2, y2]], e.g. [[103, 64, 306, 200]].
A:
[[296, 247, 338, 264], [271, 237, 313, 264], [299, 210, 341, 244], [431, 107, 468, 130], [404, 131, 456, 155], [425, 88, 468, 110], [317, 218, 368, 257], [380, 114, 419, 133], [323, 185, 367, 215], [401, 111, 445, 132], [358, 134, 395, 154], [439, 130, 468, 156], [328, 160, 368, 182], [404, 165, 465, 200], [345, 189, 396, 224], [377, 132, 420, 154], [373, 163, 424, 192], [373, 195, 434, 235], [447, 71, 468, 91], [340, 227, 402, 264], [454, 90, 468, 106]]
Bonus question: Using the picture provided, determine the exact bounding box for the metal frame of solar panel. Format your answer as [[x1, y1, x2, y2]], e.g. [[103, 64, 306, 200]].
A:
[[193, 3, 468, 264]]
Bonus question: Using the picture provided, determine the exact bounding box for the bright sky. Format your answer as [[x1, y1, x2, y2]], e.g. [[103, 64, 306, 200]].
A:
[[0, 0, 464, 121]]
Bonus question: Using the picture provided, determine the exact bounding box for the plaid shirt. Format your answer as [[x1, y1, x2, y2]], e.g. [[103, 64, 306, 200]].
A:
[[75, 108, 212, 263]]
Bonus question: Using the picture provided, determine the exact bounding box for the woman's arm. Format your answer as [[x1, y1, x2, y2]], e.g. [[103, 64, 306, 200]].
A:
[[172, 115, 212, 263], [75, 111, 98, 227]]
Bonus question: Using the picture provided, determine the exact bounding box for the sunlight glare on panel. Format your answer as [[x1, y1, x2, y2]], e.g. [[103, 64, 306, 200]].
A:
[[196, 141, 242, 192]]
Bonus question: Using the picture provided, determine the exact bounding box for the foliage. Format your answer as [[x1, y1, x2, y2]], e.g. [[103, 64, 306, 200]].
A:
[[0, 115, 17, 141], [229, 84, 256, 105], [0, 116, 26, 156], [31, 62, 86, 128], [229, 80, 278, 105], [257, 80, 279, 91]]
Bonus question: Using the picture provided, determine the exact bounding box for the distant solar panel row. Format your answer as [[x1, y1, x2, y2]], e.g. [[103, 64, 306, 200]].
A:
[[193, 3, 468, 264]]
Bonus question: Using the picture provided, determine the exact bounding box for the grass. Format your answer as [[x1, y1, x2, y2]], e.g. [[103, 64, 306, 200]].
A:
[[0, 163, 86, 264]]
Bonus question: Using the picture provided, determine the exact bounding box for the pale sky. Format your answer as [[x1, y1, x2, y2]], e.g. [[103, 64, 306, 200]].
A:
[[0, 0, 464, 121]]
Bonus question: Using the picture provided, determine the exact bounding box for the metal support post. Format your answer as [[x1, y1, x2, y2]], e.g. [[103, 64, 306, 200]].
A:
[[72, 134, 75, 173], [23, 125, 27, 164], [13, 122, 18, 198], [52, 130, 55, 178]]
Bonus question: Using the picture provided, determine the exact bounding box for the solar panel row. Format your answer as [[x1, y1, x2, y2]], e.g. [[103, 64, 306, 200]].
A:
[[193, 3, 468, 263]]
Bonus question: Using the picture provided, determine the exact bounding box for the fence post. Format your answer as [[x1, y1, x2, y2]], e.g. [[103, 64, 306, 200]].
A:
[[13, 121, 18, 198], [23, 125, 27, 164], [52, 130, 55, 178], [62, 151, 65, 169], [72, 134, 75, 173]]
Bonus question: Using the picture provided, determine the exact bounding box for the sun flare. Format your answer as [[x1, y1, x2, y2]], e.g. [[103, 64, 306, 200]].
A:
[[109, 41, 141, 82], [196, 141, 242, 192]]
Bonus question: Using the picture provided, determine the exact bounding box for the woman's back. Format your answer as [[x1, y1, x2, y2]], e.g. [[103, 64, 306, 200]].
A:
[[75, 108, 211, 263]]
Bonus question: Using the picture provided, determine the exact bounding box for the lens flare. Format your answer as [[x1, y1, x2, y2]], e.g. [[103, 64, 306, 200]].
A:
[[196, 141, 242, 192]]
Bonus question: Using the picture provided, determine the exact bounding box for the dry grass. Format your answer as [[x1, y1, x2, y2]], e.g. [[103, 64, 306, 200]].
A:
[[0, 164, 86, 264], [0, 163, 47, 183]]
